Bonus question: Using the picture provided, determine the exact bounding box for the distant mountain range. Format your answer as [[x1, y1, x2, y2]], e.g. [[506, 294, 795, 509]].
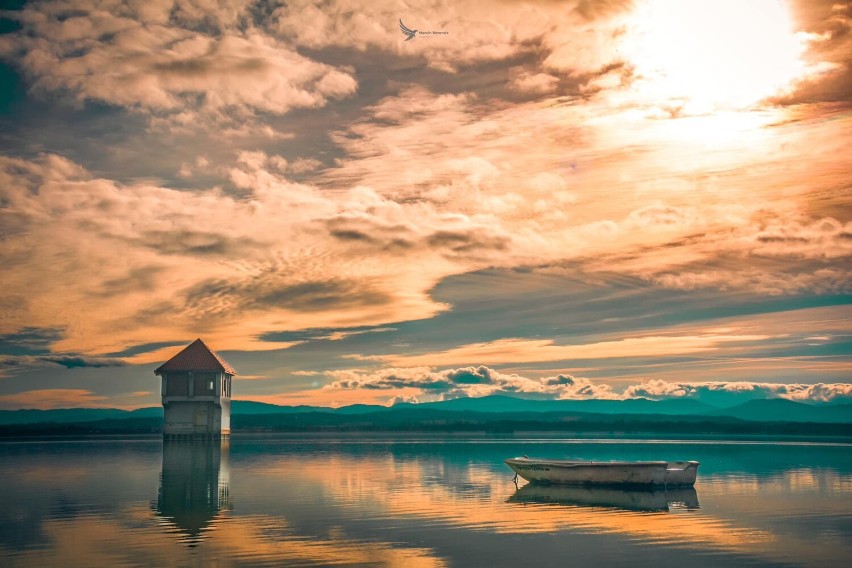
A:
[[0, 406, 163, 425], [396, 395, 719, 416], [1, 395, 850, 426], [708, 398, 852, 424]]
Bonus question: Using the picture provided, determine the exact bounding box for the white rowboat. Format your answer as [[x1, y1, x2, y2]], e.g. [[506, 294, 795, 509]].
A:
[[505, 457, 699, 487], [664, 461, 700, 486]]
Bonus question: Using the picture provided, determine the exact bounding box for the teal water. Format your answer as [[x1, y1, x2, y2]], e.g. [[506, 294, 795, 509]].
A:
[[1, 436, 850, 567]]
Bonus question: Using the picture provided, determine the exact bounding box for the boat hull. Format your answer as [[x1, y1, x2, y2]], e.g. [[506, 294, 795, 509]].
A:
[[506, 458, 668, 486], [505, 458, 700, 487], [664, 461, 700, 486]]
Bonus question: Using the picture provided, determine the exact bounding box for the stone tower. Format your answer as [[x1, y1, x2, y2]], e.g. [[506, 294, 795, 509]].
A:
[[155, 339, 236, 440]]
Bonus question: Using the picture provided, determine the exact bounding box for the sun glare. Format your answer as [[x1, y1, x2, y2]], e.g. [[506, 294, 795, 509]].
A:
[[624, 0, 808, 111]]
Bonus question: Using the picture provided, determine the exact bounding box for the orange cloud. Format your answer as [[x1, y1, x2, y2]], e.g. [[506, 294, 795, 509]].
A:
[[241, 387, 424, 408], [0, 6, 357, 120], [0, 389, 108, 410], [367, 334, 770, 368], [0, 0, 849, 388], [1, 154, 500, 356]]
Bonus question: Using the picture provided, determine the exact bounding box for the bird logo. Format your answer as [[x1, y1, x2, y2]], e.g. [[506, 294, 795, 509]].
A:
[[399, 19, 417, 41]]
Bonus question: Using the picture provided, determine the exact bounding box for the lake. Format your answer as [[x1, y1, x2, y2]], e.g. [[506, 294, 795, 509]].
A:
[[1, 436, 850, 567]]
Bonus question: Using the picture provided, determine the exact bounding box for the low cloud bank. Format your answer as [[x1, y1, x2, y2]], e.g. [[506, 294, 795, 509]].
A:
[[328, 365, 617, 401], [328, 365, 852, 406], [622, 379, 852, 405]]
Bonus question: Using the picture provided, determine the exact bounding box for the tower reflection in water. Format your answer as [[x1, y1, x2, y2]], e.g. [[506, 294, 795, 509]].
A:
[[154, 440, 231, 546]]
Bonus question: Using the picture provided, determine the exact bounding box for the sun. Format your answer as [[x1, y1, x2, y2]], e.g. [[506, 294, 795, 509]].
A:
[[622, 0, 809, 112]]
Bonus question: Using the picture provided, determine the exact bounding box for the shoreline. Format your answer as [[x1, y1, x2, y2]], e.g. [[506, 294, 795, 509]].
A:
[[2, 431, 851, 444]]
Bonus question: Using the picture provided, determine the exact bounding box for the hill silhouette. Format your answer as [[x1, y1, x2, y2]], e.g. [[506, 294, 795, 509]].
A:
[[710, 398, 852, 423], [402, 395, 717, 415], [1, 395, 850, 436]]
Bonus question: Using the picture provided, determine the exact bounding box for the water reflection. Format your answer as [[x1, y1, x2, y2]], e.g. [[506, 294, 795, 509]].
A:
[[508, 484, 700, 512], [229, 440, 850, 565], [0, 438, 849, 567], [153, 440, 231, 546]]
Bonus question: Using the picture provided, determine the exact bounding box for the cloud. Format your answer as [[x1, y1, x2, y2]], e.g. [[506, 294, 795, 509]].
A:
[[271, 0, 632, 73], [0, 328, 64, 355], [581, 210, 852, 295], [185, 277, 394, 315], [0, 389, 109, 410], [327, 365, 617, 400], [0, 88, 847, 373], [323, 78, 850, 301], [509, 70, 560, 94], [326, 365, 852, 404], [328, 366, 451, 391], [0, 0, 635, 125], [651, 267, 852, 296], [259, 325, 397, 343], [0, 354, 125, 373], [0, 153, 522, 359], [768, 0, 852, 107], [387, 394, 420, 405], [705, 215, 852, 260], [316, 328, 397, 342], [365, 333, 770, 367], [623, 379, 852, 405], [134, 230, 261, 257], [0, 0, 849, 404], [0, 1, 357, 121]]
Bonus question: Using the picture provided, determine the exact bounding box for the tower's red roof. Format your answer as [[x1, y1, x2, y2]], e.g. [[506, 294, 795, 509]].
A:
[[154, 339, 237, 375]]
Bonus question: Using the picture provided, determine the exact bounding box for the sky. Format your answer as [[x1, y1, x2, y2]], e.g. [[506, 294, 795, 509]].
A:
[[0, 0, 850, 410]]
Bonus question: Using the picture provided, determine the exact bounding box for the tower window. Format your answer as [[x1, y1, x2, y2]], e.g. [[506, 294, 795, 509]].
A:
[[166, 373, 190, 396], [208, 380, 214, 391]]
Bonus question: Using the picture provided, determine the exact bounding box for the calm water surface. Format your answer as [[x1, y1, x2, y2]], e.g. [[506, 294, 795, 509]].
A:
[[1, 436, 850, 567]]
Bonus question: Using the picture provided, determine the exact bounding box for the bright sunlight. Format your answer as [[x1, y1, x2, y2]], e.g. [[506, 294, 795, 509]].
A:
[[623, 0, 811, 112]]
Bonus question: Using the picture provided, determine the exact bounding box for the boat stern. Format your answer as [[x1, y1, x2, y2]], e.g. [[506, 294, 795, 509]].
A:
[[665, 461, 700, 486]]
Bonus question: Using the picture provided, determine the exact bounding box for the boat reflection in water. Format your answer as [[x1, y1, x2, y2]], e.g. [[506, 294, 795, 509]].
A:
[[153, 440, 231, 546], [509, 483, 700, 512]]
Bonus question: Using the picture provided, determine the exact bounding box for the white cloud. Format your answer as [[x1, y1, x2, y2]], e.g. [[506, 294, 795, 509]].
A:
[[326, 365, 852, 404], [623, 379, 852, 404], [327, 365, 617, 400]]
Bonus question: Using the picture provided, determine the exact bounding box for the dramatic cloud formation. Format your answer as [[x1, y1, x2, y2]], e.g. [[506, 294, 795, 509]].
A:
[[0, 0, 357, 123], [770, 1, 852, 106], [0, 153, 512, 356], [0, 0, 848, 408]]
